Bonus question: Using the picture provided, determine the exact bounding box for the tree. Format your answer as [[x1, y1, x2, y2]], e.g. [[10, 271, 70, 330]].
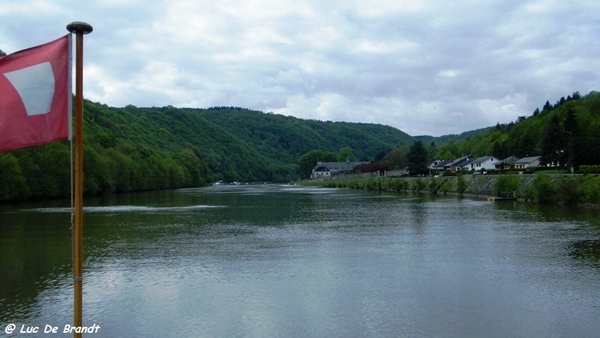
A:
[[563, 109, 580, 169], [516, 133, 536, 158], [540, 114, 564, 166], [492, 140, 508, 159], [383, 148, 408, 169], [542, 100, 552, 112], [0, 153, 29, 201], [337, 147, 357, 162], [406, 141, 429, 175], [374, 149, 389, 162], [298, 149, 337, 179]]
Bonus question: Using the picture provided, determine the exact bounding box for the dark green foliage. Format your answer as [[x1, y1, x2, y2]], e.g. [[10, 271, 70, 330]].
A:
[[527, 174, 558, 203], [456, 175, 467, 194], [582, 175, 600, 204], [427, 91, 600, 168], [323, 173, 600, 206], [0, 153, 28, 200], [518, 174, 599, 205], [195, 107, 414, 165], [337, 147, 357, 162], [427, 178, 440, 191], [410, 178, 426, 191], [4, 90, 600, 202], [543, 100, 552, 112], [406, 141, 429, 175], [557, 177, 584, 205], [493, 175, 519, 196], [516, 133, 537, 158], [382, 148, 408, 169], [540, 114, 564, 166], [492, 140, 508, 159], [414, 127, 493, 147], [580, 165, 600, 174], [1, 101, 415, 201]]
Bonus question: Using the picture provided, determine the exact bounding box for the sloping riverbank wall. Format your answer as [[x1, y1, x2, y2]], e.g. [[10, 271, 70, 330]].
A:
[[314, 173, 600, 206]]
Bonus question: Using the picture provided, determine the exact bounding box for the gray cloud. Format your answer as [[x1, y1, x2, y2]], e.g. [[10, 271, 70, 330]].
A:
[[2, 0, 599, 136]]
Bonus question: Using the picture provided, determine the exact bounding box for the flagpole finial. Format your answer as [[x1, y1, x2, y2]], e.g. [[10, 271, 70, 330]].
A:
[[66, 21, 93, 35]]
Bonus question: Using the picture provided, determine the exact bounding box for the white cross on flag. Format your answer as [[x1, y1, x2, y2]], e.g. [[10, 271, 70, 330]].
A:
[[0, 35, 71, 152]]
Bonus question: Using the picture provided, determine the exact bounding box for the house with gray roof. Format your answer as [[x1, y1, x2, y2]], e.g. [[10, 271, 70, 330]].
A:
[[462, 156, 500, 171], [444, 155, 472, 172], [513, 156, 541, 169], [429, 159, 451, 171], [495, 156, 519, 170], [311, 160, 370, 179]]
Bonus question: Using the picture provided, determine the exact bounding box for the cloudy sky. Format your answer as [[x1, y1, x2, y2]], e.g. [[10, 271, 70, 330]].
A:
[[1, 0, 599, 136]]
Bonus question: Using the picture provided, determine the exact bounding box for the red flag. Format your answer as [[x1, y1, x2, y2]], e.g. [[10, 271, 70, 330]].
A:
[[0, 35, 71, 152]]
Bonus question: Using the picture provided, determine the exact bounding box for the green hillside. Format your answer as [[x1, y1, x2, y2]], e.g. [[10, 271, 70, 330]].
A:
[[3, 90, 599, 202], [414, 127, 494, 147], [0, 101, 415, 201], [428, 91, 600, 166], [193, 106, 415, 162]]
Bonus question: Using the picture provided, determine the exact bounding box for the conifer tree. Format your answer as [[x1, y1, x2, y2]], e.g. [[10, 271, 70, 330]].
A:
[[407, 141, 429, 175], [540, 114, 564, 166], [563, 109, 580, 169]]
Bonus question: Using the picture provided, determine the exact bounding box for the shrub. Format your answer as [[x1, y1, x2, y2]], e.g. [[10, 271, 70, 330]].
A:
[[427, 178, 440, 191], [557, 177, 584, 205], [582, 175, 600, 204], [527, 174, 558, 203], [410, 179, 426, 191], [456, 175, 467, 194], [493, 175, 519, 197], [580, 165, 600, 174]]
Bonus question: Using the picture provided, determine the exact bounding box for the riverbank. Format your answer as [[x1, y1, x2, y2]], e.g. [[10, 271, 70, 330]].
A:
[[307, 173, 600, 206]]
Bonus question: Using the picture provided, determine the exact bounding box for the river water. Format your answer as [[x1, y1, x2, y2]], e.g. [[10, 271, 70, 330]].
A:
[[1, 185, 600, 337]]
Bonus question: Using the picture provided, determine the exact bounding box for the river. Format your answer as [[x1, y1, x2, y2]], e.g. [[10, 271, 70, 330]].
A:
[[1, 184, 600, 337]]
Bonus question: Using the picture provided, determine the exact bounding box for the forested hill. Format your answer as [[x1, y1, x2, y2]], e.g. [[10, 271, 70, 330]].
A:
[[425, 91, 600, 164], [192, 106, 415, 163], [0, 102, 415, 201]]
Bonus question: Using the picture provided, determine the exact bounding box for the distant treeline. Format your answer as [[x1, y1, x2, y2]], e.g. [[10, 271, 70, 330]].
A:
[[0, 140, 208, 201], [424, 91, 600, 166], [311, 91, 600, 177], [2, 90, 600, 202], [0, 101, 414, 202]]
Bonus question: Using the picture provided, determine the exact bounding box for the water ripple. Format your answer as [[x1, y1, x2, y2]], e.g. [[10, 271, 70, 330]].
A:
[[25, 204, 226, 213]]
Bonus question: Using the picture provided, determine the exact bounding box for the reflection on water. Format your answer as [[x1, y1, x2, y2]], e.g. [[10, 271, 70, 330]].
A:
[[26, 205, 226, 213], [1, 185, 600, 337], [571, 240, 600, 268]]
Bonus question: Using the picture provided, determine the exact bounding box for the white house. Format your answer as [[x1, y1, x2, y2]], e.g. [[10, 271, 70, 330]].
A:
[[463, 156, 499, 171], [311, 164, 332, 179], [311, 160, 369, 179]]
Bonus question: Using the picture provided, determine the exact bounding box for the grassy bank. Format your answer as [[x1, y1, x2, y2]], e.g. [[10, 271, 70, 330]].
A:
[[313, 173, 600, 206]]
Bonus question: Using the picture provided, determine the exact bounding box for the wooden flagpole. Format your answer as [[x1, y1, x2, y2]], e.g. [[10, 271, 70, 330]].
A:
[[67, 21, 92, 338]]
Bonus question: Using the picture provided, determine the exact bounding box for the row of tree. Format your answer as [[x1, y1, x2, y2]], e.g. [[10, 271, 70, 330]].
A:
[[3, 91, 599, 202], [418, 91, 600, 171], [301, 91, 600, 178], [0, 140, 208, 201], [297, 141, 430, 178], [1, 101, 413, 201]]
